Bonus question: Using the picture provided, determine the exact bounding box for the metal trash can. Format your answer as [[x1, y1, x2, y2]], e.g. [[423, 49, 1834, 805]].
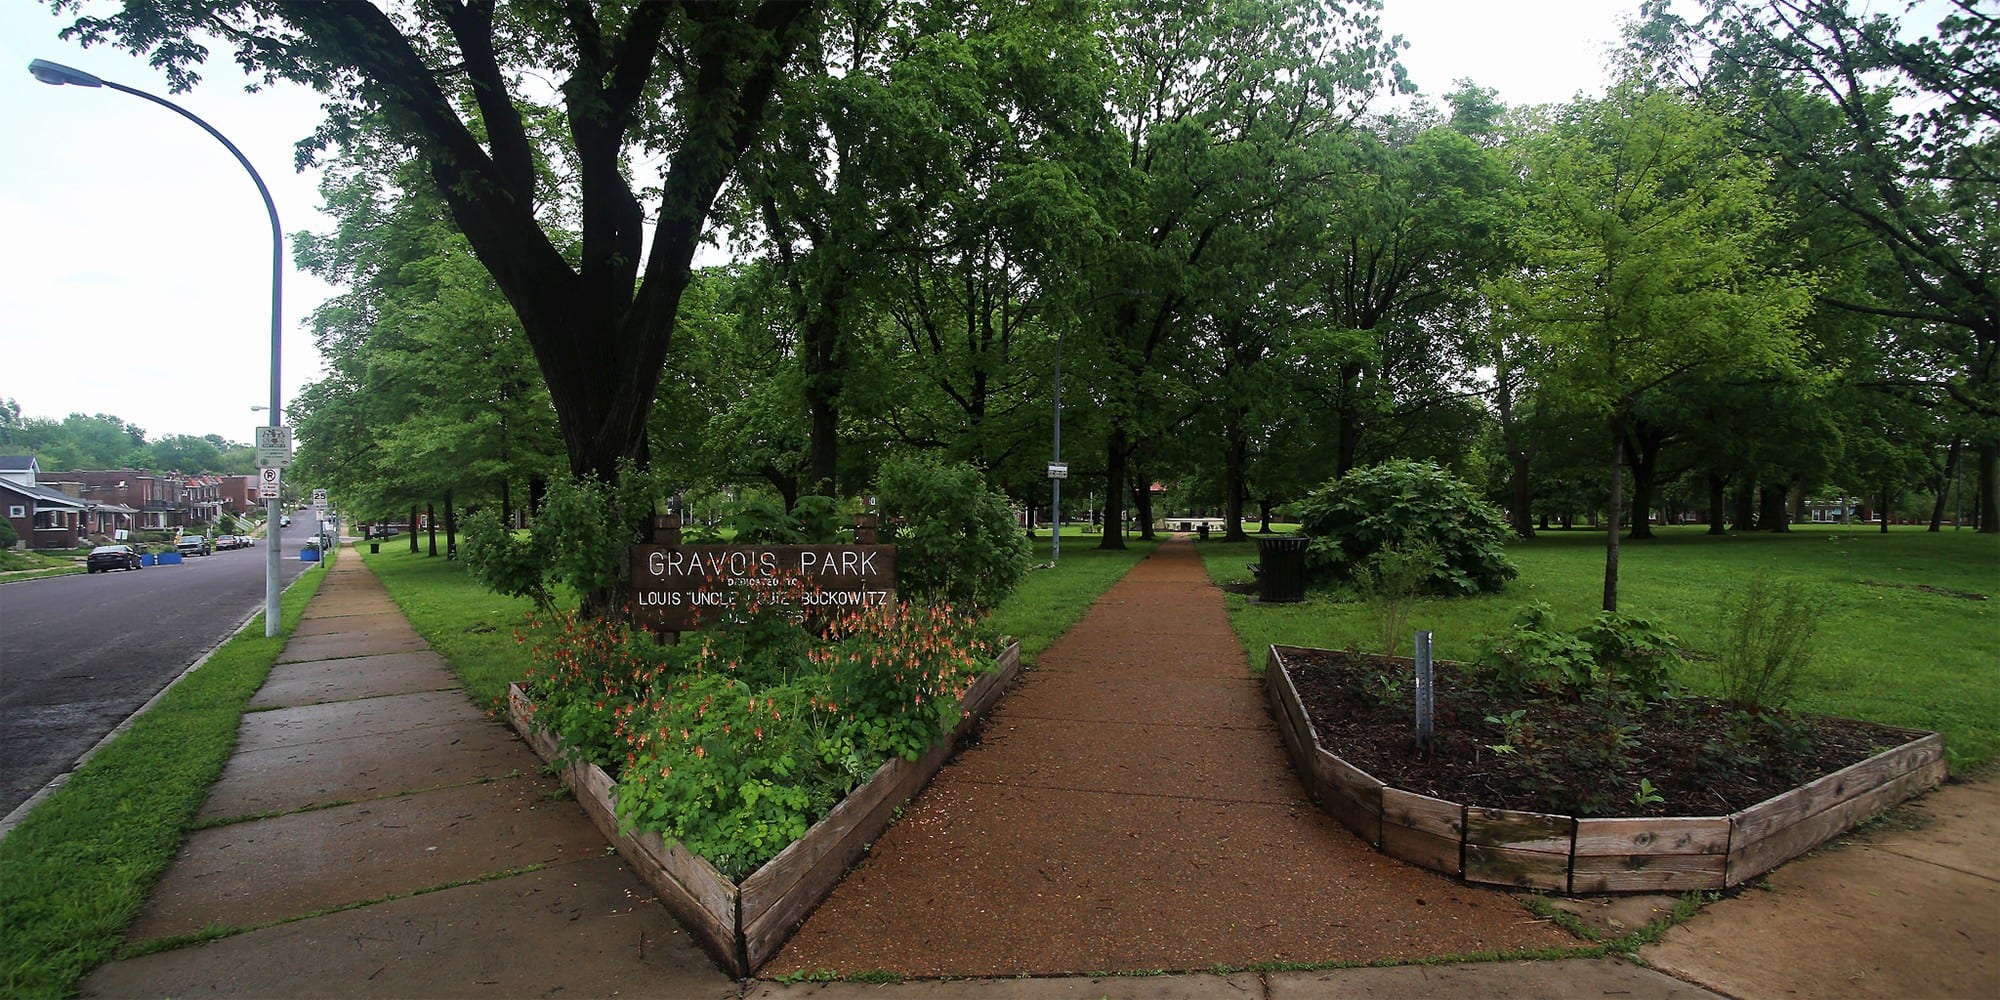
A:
[[1198, 523, 1210, 540], [370, 542, 380, 554], [1255, 535, 1308, 603]]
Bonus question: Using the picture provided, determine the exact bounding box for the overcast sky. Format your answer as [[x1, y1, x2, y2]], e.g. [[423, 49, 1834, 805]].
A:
[[0, 0, 1648, 447]]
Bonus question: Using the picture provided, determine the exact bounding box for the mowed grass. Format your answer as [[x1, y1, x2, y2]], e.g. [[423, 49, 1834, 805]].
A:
[[0, 563, 331, 1000], [998, 536, 1157, 666], [1199, 524, 2000, 774]]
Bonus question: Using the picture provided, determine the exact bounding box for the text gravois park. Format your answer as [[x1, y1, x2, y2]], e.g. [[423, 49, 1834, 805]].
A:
[[629, 544, 898, 633]]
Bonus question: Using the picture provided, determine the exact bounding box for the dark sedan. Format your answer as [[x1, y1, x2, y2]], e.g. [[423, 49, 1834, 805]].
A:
[[85, 544, 144, 573]]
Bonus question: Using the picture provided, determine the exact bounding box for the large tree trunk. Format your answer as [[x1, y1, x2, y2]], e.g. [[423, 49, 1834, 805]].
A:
[[1334, 361, 1365, 477], [1603, 419, 1626, 613], [1732, 482, 1758, 531], [1706, 473, 1728, 535], [1760, 482, 1791, 532], [1929, 436, 1962, 531], [1222, 410, 1250, 541], [1131, 472, 1158, 542], [409, 505, 420, 553], [426, 503, 439, 557], [1880, 486, 1892, 533], [1494, 356, 1535, 538], [1977, 442, 2000, 533], [443, 489, 458, 559], [1098, 429, 1129, 551]]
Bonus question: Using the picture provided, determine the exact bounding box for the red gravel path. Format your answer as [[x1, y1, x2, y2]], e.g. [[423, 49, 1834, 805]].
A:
[[766, 539, 1574, 977]]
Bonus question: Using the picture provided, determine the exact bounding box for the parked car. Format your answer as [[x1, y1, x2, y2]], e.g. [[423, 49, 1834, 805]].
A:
[[86, 544, 144, 572], [214, 534, 241, 551], [236, 534, 255, 548], [176, 534, 212, 557]]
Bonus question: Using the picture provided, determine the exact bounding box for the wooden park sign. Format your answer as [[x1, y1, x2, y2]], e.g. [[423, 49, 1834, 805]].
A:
[[629, 515, 895, 633]]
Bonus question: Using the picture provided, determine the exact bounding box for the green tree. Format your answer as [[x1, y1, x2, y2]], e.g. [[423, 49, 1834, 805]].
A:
[[58, 0, 823, 566], [1674, 0, 2000, 530], [1494, 81, 1814, 611]]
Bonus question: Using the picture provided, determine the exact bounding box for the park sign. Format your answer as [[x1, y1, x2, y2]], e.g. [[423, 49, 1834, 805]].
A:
[[629, 543, 897, 633]]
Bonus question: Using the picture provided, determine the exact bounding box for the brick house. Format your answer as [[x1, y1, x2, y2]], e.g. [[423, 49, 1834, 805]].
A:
[[47, 468, 189, 532], [2, 456, 139, 548]]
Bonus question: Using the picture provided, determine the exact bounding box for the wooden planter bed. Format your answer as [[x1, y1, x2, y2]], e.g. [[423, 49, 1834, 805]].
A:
[[507, 640, 1021, 977], [1265, 644, 1945, 894]]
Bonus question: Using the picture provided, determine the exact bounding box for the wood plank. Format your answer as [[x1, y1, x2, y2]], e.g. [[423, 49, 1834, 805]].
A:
[[1727, 758, 1946, 886], [1731, 733, 1943, 845], [1465, 806, 1573, 855], [743, 737, 956, 970], [1311, 748, 1382, 845], [1573, 816, 1729, 858], [1571, 852, 1725, 893], [1465, 843, 1570, 891], [1264, 653, 1314, 776], [1382, 822, 1461, 876], [1268, 648, 1319, 752], [1383, 787, 1463, 840]]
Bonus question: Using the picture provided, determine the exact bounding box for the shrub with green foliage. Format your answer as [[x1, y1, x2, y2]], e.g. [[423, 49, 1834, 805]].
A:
[[725, 495, 845, 544], [460, 462, 662, 613], [1715, 571, 1819, 710], [1296, 459, 1517, 596], [1479, 602, 1684, 702], [0, 516, 16, 548], [873, 454, 1029, 611]]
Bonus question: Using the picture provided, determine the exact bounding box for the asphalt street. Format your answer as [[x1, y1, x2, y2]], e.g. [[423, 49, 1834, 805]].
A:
[[0, 541, 318, 818]]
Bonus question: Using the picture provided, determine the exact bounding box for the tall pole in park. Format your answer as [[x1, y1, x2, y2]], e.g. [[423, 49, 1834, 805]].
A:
[[29, 58, 286, 637], [1050, 332, 1063, 564]]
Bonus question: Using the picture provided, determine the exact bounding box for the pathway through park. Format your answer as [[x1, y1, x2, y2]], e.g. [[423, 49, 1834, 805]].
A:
[[767, 537, 1574, 977]]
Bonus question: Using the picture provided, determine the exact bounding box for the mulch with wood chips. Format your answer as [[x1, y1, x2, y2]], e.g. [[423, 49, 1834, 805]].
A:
[[766, 539, 1575, 977]]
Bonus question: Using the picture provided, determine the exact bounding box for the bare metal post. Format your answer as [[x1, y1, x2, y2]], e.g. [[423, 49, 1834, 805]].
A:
[[1414, 630, 1434, 751]]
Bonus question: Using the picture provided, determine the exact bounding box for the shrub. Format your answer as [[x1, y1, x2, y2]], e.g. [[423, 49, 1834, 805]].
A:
[[724, 495, 846, 544], [1355, 539, 1440, 656], [459, 508, 551, 609], [1714, 571, 1819, 710], [0, 516, 16, 548], [1479, 603, 1683, 702], [873, 453, 1029, 611], [1296, 459, 1517, 596]]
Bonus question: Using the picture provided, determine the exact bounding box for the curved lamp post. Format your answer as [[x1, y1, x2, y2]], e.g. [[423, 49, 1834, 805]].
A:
[[30, 58, 286, 637]]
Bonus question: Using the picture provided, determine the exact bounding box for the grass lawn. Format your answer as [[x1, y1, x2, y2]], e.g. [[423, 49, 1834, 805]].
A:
[[0, 548, 86, 581], [1198, 524, 1999, 775], [0, 559, 332, 1000]]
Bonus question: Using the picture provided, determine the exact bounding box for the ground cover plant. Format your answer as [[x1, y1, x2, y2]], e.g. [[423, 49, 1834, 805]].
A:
[[1203, 525, 1999, 776], [0, 564, 329, 1000]]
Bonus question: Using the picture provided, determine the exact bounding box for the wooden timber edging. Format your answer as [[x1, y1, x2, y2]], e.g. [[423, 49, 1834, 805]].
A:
[[507, 639, 1022, 976], [1265, 644, 1946, 894]]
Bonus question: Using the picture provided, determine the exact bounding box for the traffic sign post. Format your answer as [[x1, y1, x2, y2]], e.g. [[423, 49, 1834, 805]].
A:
[[254, 425, 293, 468]]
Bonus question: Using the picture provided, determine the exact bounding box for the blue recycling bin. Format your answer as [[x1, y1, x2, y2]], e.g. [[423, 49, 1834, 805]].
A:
[[300, 546, 321, 562]]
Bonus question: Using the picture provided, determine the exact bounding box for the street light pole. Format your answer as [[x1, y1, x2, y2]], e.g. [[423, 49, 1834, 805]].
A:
[[1050, 332, 1062, 564], [30, 58, 286, 637]]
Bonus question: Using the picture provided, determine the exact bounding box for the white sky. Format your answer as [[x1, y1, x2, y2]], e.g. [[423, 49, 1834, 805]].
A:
[[0, 0, 1651, 446]]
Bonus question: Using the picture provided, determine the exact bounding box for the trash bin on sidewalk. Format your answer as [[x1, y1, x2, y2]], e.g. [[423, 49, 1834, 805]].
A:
[[1254, 535, 1308, 603], [1198, 523, 1210, 541], [370, 542, 380, 554]]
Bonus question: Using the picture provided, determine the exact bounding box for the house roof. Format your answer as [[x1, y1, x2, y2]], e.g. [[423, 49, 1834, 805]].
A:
[[0, 456, 38, 471], [0, 478, 89, 510]]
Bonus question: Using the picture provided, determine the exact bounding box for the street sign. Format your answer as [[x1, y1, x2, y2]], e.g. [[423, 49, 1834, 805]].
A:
[[258, 466, 281, 499], [1048, 462, 1068, 479], [254, 426, 293, 469], [311, 488, 328, 511]]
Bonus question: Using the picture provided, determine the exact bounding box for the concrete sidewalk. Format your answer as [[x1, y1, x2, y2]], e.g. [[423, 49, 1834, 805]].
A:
[[71, 539, 1996, 998]]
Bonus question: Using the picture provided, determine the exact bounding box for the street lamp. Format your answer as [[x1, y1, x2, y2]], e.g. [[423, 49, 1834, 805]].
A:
[[1050, 332, 1063, 564], [30, 58, 286, 637]]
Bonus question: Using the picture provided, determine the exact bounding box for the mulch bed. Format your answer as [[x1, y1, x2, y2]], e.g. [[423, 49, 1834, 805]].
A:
[[1283, 647, 1916, 818]]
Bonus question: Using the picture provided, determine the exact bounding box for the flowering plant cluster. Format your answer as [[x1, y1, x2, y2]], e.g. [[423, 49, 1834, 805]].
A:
[[517, 577, 995, 880]]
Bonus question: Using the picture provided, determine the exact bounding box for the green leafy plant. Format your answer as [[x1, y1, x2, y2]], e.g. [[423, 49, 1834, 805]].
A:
[[1354, 539, 1440, 656], [1484, 708, 1530, 755], [1479, 604, 1683, 703], [518, 575, 996, 881], [873, 453, 1029, 611], [1295, 459, 1518, 596], [1714, 571, 1820, 711], [459, 508, 552, 609], [1632, 778, 1665, 808]]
